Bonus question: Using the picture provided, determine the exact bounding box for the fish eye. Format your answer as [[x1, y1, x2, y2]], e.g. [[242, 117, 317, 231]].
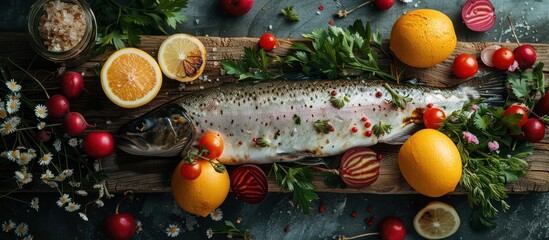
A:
[[135, 119, 155, 132]]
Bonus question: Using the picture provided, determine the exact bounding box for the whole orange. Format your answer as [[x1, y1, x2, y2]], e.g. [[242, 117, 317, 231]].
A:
[[171, 159, 230, 217], [397, 129, 462, 197], [390, 9, 457, 68]]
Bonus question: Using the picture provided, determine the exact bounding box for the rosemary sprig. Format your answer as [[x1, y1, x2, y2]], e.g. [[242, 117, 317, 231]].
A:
[[272, 163, 319, 214], [281, 6, 299, 22]]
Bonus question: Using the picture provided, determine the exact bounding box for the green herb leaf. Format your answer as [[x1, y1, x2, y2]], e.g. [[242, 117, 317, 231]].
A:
[[383, 83, 412, 108], [314, 120, 332, 134], [321, 171, 346, 188], [255, 137, 271, 147], [372, 120, 392, 137], [272, 163, 319, 214], [293, 114, 301, 125], [281, 6, 299, 22], [533, 62, 545, 93], [507, 74, 530, 102], [330, 96, 345, 109], [213, 221, 252, 240]]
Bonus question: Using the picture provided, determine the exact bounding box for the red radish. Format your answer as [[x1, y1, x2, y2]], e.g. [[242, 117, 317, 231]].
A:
[[64, 112, 93, 136], [61, 71, 84, 99], [462, 0, 496, 32], [46, 94, 70, 118], [104, 193, 136, 240], [374, 0, 394, 10], [219, 0, 254, 16], [339, 147, 380, 188], [522, 118, 545, 143], [379, 216, 406, 240], [513, 45, 537, 69], [230, 164, 268, 204], [480, 45, 501, 67], [534, 91, 549, 117], [83, 132, 115, 158]]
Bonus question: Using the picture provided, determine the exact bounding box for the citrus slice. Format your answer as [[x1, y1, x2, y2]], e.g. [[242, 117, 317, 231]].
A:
[[100, 47, 162, 108], [157, 34, 207, 82], [413, 201, 460, 239]]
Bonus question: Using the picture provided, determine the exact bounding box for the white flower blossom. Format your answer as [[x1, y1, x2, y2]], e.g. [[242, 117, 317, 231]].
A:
[[44, 180, 59, 188], [165, 224, 180, 237], [6, 149, 21, 162], [135, 220, 143, 233], [57, 194, 71, 207], [0, 101, 6, 118], [15, 169, 33, 184], [18, 152, 33, 165], [38, 152, 53, 166], [68, 138, 78, 147], [30, 197, 40, 211], [53, 139, 62, 152], [95, 199, 105, 208], [6, 99, 21, 114], [206, 228, 214, 238], [28, 148, 37, 158], [76, 190, 88, 196], [22, 235, 33, 240], [40, 169, 54, 181], [61, 169, 74, 177], [54, 174, 66, 182], [210, 208, 223, 221], [34, 104, 48, 118], [6, 79, 22, 92], [93, 183, 103, 189], [14, 222, 28, 237], [2, 220, 16, 232], [65, 202, 81, 212], [79, 212, 89, 221], [37, 122, 46, 130]]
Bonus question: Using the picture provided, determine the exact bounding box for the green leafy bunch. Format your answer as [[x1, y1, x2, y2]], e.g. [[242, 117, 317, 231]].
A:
[[92, 0, 188, 52], [221, 47, 281, 81], [272, 163, 319, 214], [286, 20, 396, 81], [439, 100, 531, 228]]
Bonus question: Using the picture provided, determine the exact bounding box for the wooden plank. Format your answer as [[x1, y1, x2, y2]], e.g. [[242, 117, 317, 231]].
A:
[[1, 33, 548, 194]]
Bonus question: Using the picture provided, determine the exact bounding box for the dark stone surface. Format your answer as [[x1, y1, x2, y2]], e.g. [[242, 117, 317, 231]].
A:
[[0, 0, 548, 239]]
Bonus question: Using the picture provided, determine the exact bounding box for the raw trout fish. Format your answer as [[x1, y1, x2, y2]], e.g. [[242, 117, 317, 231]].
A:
[[117, 78, 503, 164]]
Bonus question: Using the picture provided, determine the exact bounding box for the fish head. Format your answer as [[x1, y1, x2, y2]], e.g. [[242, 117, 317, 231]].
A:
[[116, 103, 195, 157]]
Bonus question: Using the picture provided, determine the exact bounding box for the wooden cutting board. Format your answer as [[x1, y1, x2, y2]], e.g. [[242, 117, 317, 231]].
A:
[[1, 33, 548, 194]]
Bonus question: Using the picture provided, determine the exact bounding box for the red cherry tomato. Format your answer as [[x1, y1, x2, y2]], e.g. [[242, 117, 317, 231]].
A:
[[504, 104, 529, 127], [179, 161, 202, 180], [198, 132, 224, 159], [492, 47, 515, 70], [452, 53, 478, 78], [82, 132, 115, 158], [423, 107, 446, 129], [259, 33, 277, 51]]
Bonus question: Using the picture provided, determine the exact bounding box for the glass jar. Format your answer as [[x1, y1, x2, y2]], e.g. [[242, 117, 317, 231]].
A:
[[26, 0, 97, 66]]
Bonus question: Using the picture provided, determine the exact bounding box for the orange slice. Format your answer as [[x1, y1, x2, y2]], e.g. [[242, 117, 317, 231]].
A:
[[100, 48, 162, 108], [157, 34, 207, 82]]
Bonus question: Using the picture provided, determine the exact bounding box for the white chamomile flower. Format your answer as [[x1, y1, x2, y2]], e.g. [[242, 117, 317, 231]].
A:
[[18, 152, 33, 166], [79, 212, 89, 221], [34, 104, 48, 118], [65, 202, 81, 212], [37, 122, 46, 130], [57, 194, 71, 207], [75, 190, 88, 196], [68, 138, 78, 147], [93, 183, 103, 189], [53, 139, 62, 152], [15, 170, 33, 184], [14, 222, 28, 237], [7, 116, 20, 126], [210, 208, 223, 221], [1, 122, 16, 135], [206, 228, 214, 238], [44, 180, 59, 188], [40, 169, 54, 181], [0, 102, 6, 118], [94, 199, 105, 208], [2, 220, 16, 232], [165, 224, 180, 237], [6, 98, 21, 114], [54, 174, 66, 182], [135, 220, 143, 233], [6, 149, 21, 162], [30, 197, 39, 211], [22, 235, 33, 240], [38, 152, 53, 166], [6, 79, 22, 92], [8, 93, 21, 101], [27, 148, 37, 158], [61, 169, 74, 177]]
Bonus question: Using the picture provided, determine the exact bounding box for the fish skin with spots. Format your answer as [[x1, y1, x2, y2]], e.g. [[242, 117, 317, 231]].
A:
[[116, 78, 503, 164]]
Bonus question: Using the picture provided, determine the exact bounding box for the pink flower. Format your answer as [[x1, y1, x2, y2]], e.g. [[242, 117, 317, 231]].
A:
[[470, 104, 479, 111], [462, 131, 479, 144], [488, 141, 499, 151]]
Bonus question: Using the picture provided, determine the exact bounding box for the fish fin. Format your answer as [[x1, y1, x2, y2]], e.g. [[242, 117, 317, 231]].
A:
[[460, 72, 506, 105], [277, 151, 315, 162], [384, 123, 424, 145]]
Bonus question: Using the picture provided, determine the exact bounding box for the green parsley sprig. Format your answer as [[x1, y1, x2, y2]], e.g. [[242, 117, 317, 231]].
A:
[[439, 100, 531, 228], [272, 163, 319, 214], [220, 47, 281, 80], [92, 0, 188, 52], [213, 221, 252, 240], [506, 62, 545, 110], [281, 6, 299, 22]]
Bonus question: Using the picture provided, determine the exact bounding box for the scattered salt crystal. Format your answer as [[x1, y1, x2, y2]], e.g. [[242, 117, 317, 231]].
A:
[[194, 19, 200, 25], [199, 86, 204, 90], [268, 25, 273, 30], [106, 120, 112, 125], [316, 11, 321, 15], [212, 47, 217, 52], [414, 3, 418, 7], [400, 0, 413, 3]]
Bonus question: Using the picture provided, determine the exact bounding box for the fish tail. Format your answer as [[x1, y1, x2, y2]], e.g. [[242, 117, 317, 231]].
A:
[[460, 72, 506, 104]]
